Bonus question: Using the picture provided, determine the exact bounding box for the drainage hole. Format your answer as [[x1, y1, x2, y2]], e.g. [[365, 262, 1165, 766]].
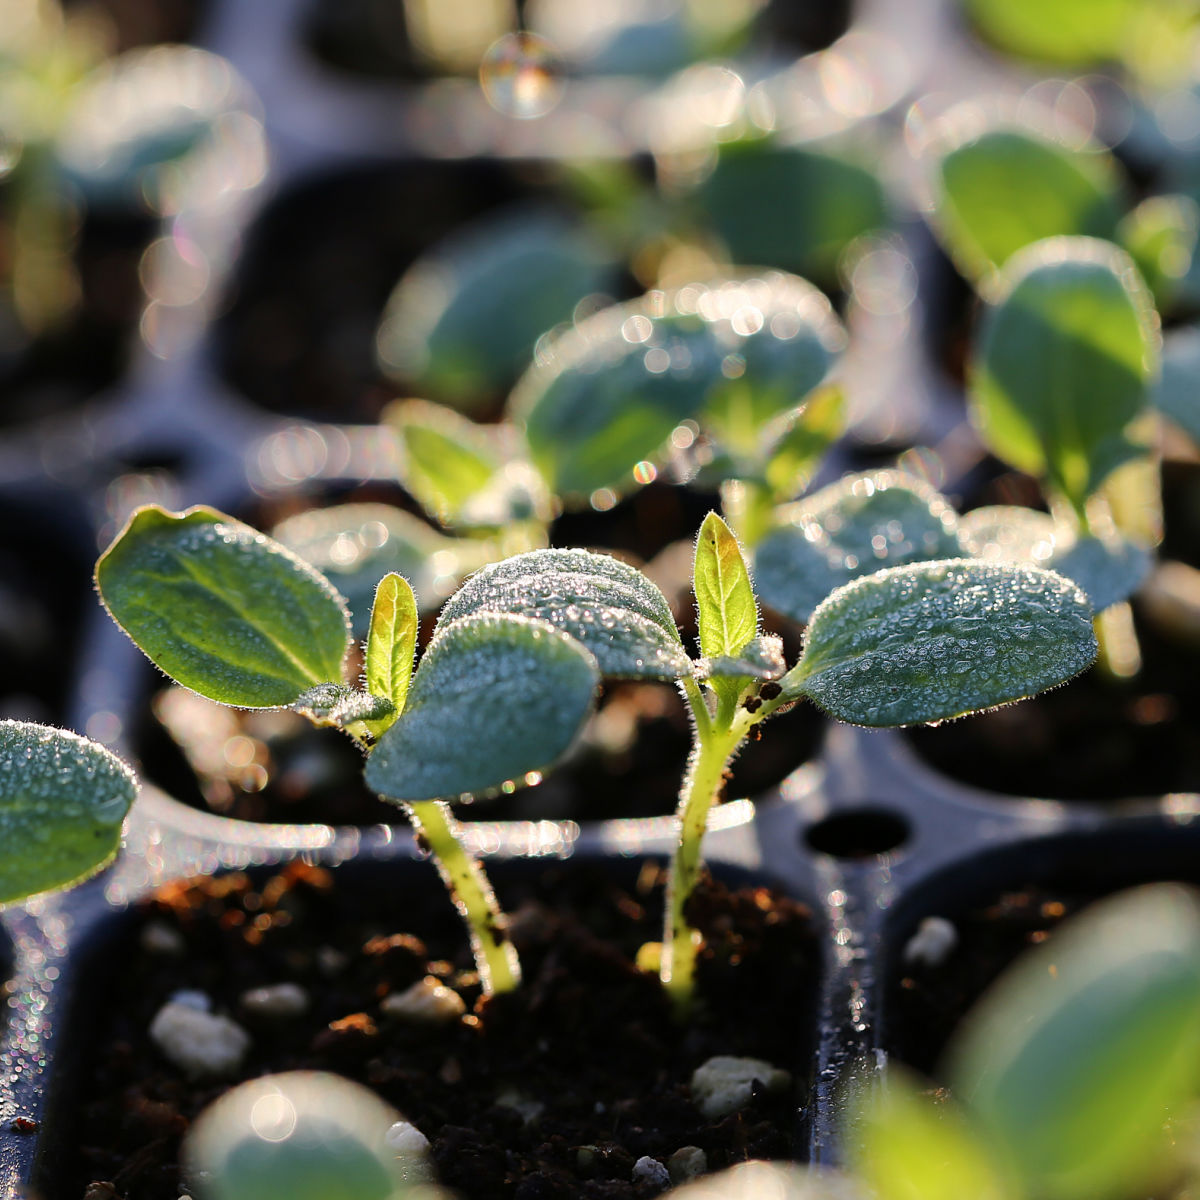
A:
[[804, 807, 909, 859]]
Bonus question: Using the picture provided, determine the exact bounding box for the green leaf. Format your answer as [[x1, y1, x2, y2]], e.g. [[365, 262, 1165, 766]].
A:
[[932, 122, 1123, 287], [1118, 193, 1198, 313], [791, 559, 1097, 725], [959, 507, 1150, 611], [850, 1068, 1016, 1200], [364, 614, 599, 802], [375, 209, 614, 413], [271, 502, 462, 634], [1154, 326, 1200, 447], [694, 512, 758, 660], [292, 683, 394, 730], [97, 505, 351, 708], [696, 138, 888, 287], [436, 548, 691, 680], [755, 471, 963, 624], [698, 634, 785, 684], [0, 720, 137, 905], [511, 271, 844, 499], [946, 884, 1200, 1200], [969, 236, 1159, 512], [762, 384, 846, 502], [364, 572, 417, 736], [963, 0, 1160, 66]]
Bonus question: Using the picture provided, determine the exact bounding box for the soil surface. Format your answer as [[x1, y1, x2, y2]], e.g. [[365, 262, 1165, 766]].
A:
[[64, 860, 817, 1199]]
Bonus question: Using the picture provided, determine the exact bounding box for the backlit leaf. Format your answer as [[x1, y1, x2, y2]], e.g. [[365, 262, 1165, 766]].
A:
[[364, 572, 417, 736], [364, 614, 599, 802], [762, 384, 846, 501], [97, 505, 351, 708], [969, 236, 1158, 512], [0, 721, 137, 905], [694, 513, 758, 659], [790, 559, 1097, 724], [963, 0, 1159, 67], [755, 471, 962, 624], [947, 884, 1200, 1200], [931, 120, 1123, 287], [437, 548, 691, 680]]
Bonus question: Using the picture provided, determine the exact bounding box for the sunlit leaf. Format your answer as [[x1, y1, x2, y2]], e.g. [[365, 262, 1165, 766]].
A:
[[375, 209, 614, 412], [931, 120, 1123, 287], [1118, 193, 1198, 312], [762, 384, 846, 501], [292, 683, 394, 730], [850, 1067, 1016, 1200], [437, 548, 691, 680], [511, 272, 844, 499], [97, 506, 350, 708], [755, 471, 962, 624], [0, 721, 137, 905], [698, 635, 785, 684], [789, 559, 1097, 724], [969, 236, 1158, 512], [947, 884, 1200, 1200], [365, 614, 598, 802], [363, 572, 418, 737]]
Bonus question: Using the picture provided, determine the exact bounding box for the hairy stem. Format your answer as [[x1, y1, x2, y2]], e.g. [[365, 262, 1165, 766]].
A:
[[660, 678, 751, 1015], [406, 799, 521, 995]]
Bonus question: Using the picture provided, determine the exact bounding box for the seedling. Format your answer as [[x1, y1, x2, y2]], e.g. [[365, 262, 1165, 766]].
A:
[[0, 718, 138, 905], [96, 505, 1097, 1012]]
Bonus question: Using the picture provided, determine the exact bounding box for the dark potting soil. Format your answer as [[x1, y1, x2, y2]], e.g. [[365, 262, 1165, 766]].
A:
[[66, 860, 818, 1199]]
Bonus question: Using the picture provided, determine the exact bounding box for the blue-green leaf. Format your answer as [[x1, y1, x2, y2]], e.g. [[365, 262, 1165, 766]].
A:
[[969, 236, 1159, 511], [436, 548, 691, 680], [755, 471, 963, 624], [1154, 326, 1200, 447], [0, 721, 138, 905], [947, 884, 1200, 1200], [97, 505, 351, 708], [511, 271, 844, 499], [365, 614, 599, 802], [790, 559, 1097, 724]]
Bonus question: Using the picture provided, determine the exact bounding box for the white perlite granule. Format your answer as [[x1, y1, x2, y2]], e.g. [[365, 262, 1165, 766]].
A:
[[689, 1055, 791, 1120], [239, 982, 310, 1018], [902, 916, 958, 968], [149, 1000, 251, 1078], [380, 976, 466, 1024], [632, 1157, 670, 1187]]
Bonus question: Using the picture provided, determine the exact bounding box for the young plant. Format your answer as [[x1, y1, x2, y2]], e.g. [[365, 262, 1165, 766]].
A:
[[97, 504, 1097, 1014], [0, 718, 138, 905]]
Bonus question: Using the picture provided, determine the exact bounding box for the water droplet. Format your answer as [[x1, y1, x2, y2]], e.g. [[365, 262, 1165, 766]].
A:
[[479, 32, 565, 120]]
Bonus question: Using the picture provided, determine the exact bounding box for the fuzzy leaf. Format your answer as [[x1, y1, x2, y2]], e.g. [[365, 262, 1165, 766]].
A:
[[511, 272, 843, 498], [957, 506, 1062, 565], [697, 635, 785, 683], [932, 123, 1123, 287], [947, 885, 1200, 1200], [756, 471, 963, 624], [1052, 534, 1151, 613], [969, 237, 1158, 512], [364, 614, 599, 802], [437, 548, 690, 680], [694, 513, 758, 659], [364, 572, 417, 735], [790, 559, 1097, 725], [97, 506, 351, 708], [271, 502, 458, 633], [292, 683, 394, 729], [0, 721, 137, 905]]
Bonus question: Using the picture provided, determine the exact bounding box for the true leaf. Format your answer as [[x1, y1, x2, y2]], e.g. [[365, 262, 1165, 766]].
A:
[[762, 384, 846, 502], [790, 559, 1097, 725], [851, 1068, 1016, 1200], [969, 236, 1158, 514], [957, 506, 1061, 565], [1118, 193, 1197, 312], [755, 471, 963, 624], [694, 512, 758, 660], [1051, 533, 1151, 613], [0, 720, 138, 905], [364, 614, 599, 802], [97, 505, 351, 708], [932, 122, 1123, 288], [946, 884, 1200, 1200], [436, 548, 691, 680], [963, 0, 1161, 67], [364, 572, 417, 736], [292, 683, 394, 730], [698, 635, 785, 684]]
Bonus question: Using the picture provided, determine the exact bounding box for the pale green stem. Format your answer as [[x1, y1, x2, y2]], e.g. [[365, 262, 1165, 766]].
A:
[[406, 799, 520, 995], [660, 677, 752, 1015]]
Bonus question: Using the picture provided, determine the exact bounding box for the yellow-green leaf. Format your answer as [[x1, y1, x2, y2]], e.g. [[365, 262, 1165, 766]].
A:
[[364, 572, 417, 737]]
